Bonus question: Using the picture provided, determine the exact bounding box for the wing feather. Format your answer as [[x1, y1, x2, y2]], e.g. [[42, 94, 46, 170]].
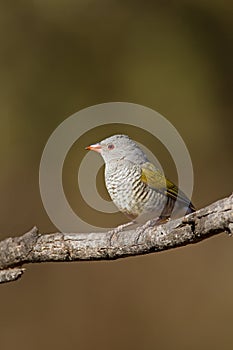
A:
[[141, 162, 195, 211]]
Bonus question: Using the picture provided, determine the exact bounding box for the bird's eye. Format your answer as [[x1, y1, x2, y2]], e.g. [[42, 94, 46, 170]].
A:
[[107, 144, 114, 150]]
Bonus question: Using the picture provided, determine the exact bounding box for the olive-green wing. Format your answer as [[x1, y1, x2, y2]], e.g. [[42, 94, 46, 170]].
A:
[[141, 162, 195, 211]]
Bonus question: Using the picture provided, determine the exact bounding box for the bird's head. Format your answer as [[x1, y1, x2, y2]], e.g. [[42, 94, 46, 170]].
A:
[[85, 134, 148, 165]]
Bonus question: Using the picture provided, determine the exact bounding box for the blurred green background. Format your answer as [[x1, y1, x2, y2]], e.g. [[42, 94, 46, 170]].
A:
[[0, 1, 232, 349]]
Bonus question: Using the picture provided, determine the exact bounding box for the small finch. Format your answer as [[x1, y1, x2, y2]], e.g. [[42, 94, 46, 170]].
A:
[[86, 134, 195, 224]]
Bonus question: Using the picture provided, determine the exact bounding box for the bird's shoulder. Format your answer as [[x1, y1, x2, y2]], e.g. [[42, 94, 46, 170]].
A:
[[141, 162, 195, 210], [141, 162, 167, 189]]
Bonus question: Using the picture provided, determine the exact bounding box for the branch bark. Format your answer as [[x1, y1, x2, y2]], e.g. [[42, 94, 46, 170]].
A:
[[0, 194, 232, 284]]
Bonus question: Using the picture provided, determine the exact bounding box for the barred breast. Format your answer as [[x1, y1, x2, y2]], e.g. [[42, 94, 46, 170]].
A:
[[104, 159, 168, 220]]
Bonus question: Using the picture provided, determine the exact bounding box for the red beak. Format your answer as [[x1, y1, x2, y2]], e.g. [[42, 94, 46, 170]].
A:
[[85, 143, 102, 153]]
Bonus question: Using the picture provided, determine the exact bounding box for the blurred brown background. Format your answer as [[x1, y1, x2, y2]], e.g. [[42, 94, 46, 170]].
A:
[[0, 1, 233, 349]]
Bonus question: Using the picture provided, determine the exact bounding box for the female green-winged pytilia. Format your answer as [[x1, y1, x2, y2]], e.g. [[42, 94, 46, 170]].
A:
[[86, 134, 195, 225]]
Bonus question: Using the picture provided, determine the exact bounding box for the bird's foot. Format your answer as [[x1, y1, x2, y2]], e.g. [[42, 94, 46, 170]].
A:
[[142, 216, 170, 229], [109, 221, 136, 245], [156, 216, 170, 225], [109, 221, 136, 235]]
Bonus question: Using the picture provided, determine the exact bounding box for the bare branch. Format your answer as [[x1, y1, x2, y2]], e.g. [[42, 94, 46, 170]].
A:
[[0, 195, 232, 284]]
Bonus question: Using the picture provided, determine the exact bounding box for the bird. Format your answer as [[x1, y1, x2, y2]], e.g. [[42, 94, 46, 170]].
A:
[[86, 134, 195, 226]]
